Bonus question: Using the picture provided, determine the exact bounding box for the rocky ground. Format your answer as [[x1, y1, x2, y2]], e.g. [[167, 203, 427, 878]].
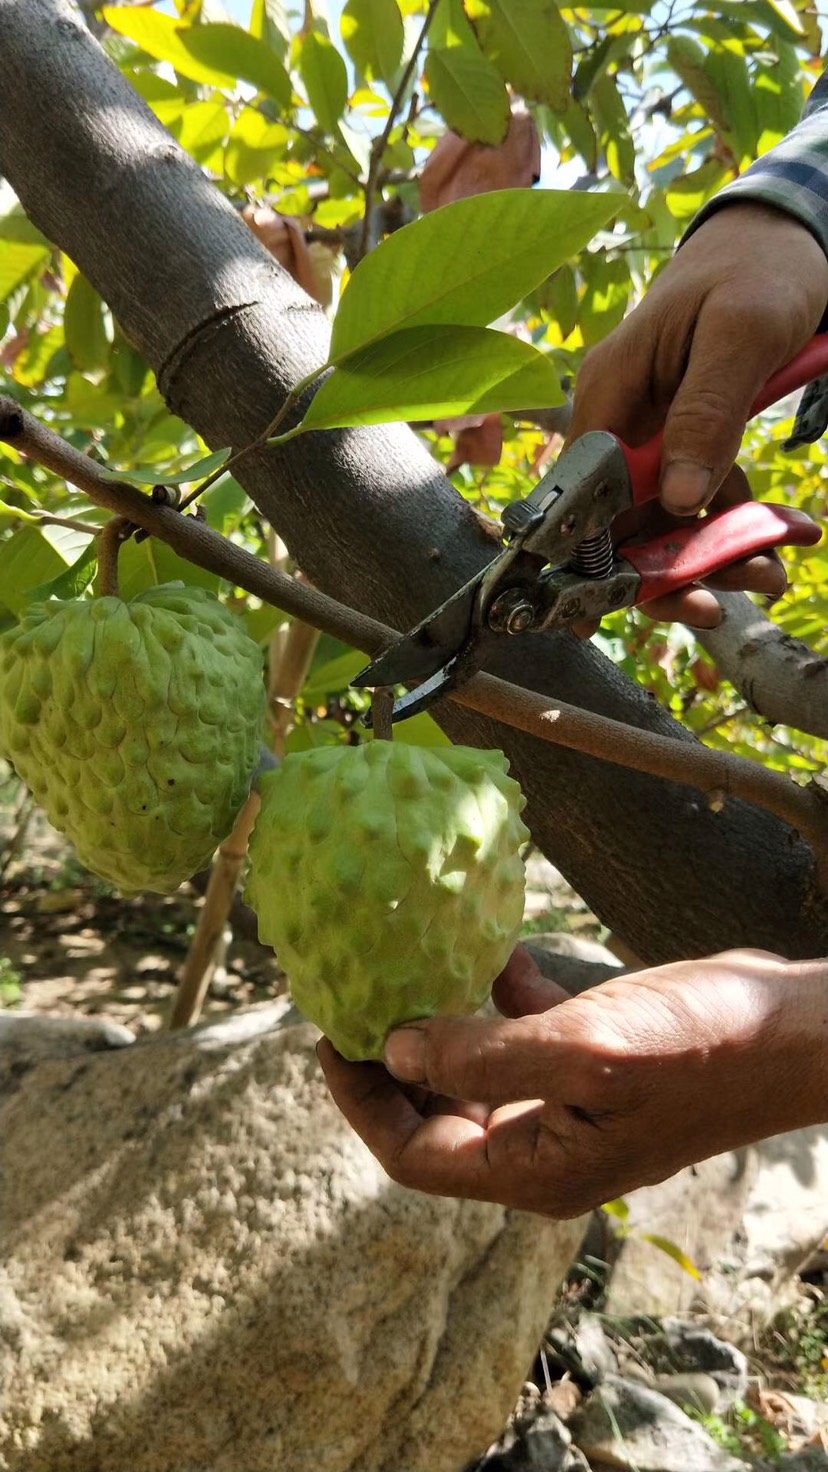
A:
[[1, 773, 826, 1472]]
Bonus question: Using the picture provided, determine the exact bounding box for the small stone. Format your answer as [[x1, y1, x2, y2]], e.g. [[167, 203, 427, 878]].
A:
[[568, 1375, 747, 1472]]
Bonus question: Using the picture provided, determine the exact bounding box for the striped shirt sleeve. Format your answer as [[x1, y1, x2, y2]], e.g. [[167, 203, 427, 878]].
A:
[[683, 71, 828, 256]]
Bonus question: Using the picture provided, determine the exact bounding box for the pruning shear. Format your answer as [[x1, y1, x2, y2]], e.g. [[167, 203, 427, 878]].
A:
[[353, 335, 828, 724]]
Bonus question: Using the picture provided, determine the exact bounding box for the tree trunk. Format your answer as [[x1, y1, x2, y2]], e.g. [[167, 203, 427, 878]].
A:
[[1, 0, 826, 960]]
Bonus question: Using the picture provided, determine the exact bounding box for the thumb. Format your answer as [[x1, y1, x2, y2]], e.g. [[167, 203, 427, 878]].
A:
[[660, 310, 774, 516], [383, 1011, 554, 1104]]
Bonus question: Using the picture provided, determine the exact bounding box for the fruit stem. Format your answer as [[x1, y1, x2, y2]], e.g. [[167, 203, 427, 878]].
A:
[[97, 516, 131, 598], [371, 687, 394, 741]]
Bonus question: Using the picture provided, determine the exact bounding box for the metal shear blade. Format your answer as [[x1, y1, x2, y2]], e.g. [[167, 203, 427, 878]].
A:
[[352, 562, 496, 691]]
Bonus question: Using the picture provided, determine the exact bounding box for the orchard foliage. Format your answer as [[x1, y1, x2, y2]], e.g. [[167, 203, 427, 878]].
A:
[[0, 0, 826, 774]]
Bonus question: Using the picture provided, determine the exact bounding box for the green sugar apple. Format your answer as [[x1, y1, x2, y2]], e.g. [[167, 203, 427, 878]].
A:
[[246, 739, 530, 1060], [0, 586, 265, 894]]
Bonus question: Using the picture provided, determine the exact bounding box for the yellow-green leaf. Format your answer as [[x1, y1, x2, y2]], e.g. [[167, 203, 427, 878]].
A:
[[640, 1234, 702, 1280], [294, 324, 564, 434], [102, 7, 237, 87], [341, 0, 404, 85], [178, 24, 293, 108], [330, 188, 621, 361], [466, 0, 572, 112], [299, 32, 349, 134], [64, 274, 110, 376], [424, 45, 510, 146], [225, 109, 289, 186]]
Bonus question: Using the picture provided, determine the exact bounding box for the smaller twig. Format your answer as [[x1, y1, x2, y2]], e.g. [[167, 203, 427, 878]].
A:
[[96, 515, 132, 598], [168, 790, 261, 1031], [178, 367, 322, 511], [355, 0, 441, 263], [371, 687, 394, 741]]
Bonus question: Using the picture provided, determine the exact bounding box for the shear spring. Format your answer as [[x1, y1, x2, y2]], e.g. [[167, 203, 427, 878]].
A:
[[569, 528, 614, 579]]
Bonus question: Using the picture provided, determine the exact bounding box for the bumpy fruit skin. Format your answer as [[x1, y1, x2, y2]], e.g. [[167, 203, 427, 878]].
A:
[[246, 741, 529, 1061], [0, 586, 265, 894]]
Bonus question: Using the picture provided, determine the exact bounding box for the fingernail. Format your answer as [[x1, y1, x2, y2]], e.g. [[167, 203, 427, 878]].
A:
[[384, 1025, 426, 1082], [661, 461, 712, 515]]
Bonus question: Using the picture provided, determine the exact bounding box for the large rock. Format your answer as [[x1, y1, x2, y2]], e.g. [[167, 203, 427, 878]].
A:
[[0, 1003, 583, 1472], [605, 1126, 828, 1334]]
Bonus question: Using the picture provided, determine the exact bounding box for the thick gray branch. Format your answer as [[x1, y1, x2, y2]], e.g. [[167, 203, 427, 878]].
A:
[[698, 592, 828, 740], [0, 0, 826, 960]]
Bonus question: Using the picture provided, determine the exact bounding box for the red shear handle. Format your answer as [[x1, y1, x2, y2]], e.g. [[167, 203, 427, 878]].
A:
[[619, 334, 828, 505], [621, 504, 822, 606]]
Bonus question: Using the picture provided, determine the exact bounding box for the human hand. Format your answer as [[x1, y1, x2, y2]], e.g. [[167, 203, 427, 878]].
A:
[[318, 946, 827, 1218], [569, 202, 828, 628]]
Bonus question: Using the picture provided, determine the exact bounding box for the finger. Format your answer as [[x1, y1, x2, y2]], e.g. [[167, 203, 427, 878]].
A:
[[702, 551, 786, 597], [660, 302, 789, 515], [638, 585, 723, 628], [492, 946, 570, 1017], [382, 1008, 577, 1104], [321, 1057, 581, 1214]]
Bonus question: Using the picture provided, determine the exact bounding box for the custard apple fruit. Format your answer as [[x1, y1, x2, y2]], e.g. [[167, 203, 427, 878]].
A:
[[246, 740, 529, 1060], [0, 586, 265, 894]]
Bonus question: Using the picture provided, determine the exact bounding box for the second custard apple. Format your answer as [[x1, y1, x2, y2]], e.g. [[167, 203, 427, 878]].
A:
[[245, 740, 529, 1060], [0, 586, 265, 893]]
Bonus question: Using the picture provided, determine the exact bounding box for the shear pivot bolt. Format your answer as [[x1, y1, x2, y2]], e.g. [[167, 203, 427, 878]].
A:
[[488, 590, 536, 635]]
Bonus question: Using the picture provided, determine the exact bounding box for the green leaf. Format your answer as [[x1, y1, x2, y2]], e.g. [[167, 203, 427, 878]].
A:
[[64, 274, 110, 376], [424, 45, 510, 145], [0, 525, 83, 615], [225, 108, 289, 186], [102, 7, 237, 87], [341, 0, 404, 85], [168, 98, 230, 167], [295, 324, 564, 433], [27, 541, 98, 604], [178, 23, 293, 108], [592, 72, 635, 182], [466, 0, 573, 112], [12, 326, 65, 388], [303, 647, 368, 700], [760, 0, 804, 36], [640, 1234, 702, 1280], [539, 263, 579, 337], [0, 210, 49, 247], [0, 247, 47, 304], [97, 447, 231, 487], [665, 160, 727, 222], [580, 254, 631, 346], [116, 537, 221, 601], [703, 45, 756, 162], [330, 189, 620, 362], [392, 711, 452, 747], [601, 1198, 630, 1222], [250, 0, 292, 60], [201, 475, 250, 532], [0, 215, 50, 303], [0, 498, 39, 524], [299, 32, 349, 134]]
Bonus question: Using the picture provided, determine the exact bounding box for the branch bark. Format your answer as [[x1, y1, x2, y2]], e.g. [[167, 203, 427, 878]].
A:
[[4, 397, 826, 865], [1, 0, 826, 961], [697, 592, 828, 740]]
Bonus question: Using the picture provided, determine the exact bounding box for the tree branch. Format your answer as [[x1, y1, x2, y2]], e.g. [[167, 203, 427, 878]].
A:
[[2, 0, 825, 962], [3, 396, 827, 872], [355, 0, 440, 262], [697, 591, 828, 741]]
